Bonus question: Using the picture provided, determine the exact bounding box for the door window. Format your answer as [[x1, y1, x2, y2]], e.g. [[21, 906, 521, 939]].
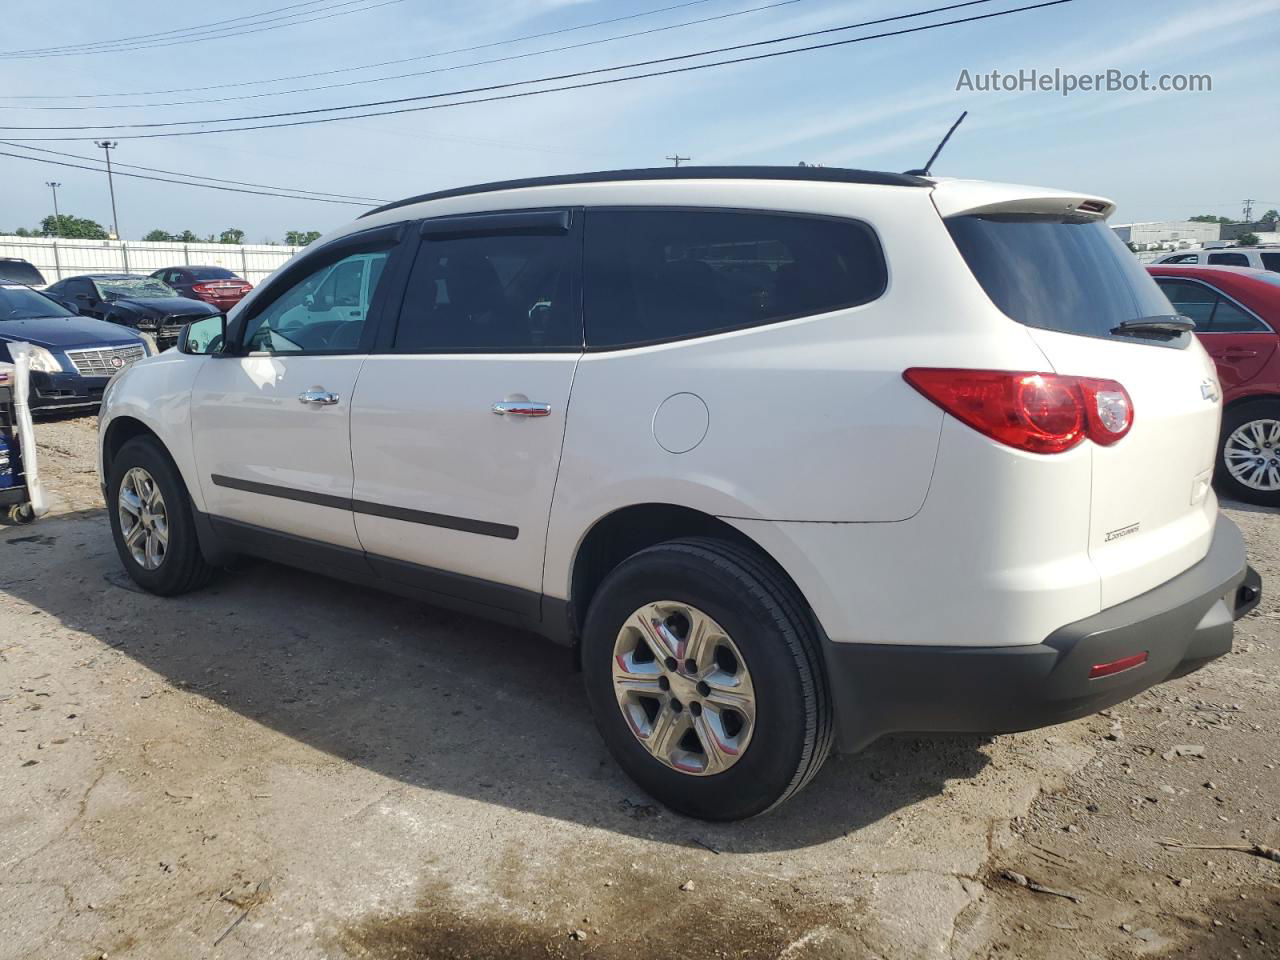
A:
[[1260, 253, 1280, 273], [392, 232, 580, 352], [1207, 252, 1250, 266], [584, 209, 886, 348], [240, 251, 390, 353], [1155, 278, 1268, 332]]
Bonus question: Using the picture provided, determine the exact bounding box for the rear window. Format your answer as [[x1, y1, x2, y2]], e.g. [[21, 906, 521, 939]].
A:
[[0, 259, 45, 286], [189, 267, 236, 280], [584, 209, 886, 348], [945, 215, 1178, 342]]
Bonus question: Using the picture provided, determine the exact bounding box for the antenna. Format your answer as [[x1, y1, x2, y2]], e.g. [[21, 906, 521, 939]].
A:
[[904, 111, 968, 177]]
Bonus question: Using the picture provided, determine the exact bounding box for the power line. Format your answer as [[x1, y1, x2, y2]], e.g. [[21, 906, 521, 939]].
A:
[[0, 148, 384, 206], [0, 0, 403, 60], [6, 0, 808, 111], [0, 140, 387, 202], [0, 0, 1028, 134], [0, 0, 718, 99], [0, 0, 337, 57]]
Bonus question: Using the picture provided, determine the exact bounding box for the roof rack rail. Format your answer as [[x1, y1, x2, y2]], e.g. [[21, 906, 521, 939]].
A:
[[360, 165, 931, 218]]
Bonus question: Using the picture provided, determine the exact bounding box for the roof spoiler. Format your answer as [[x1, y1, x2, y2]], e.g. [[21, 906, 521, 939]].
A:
[[930, 180, 1116, 221]]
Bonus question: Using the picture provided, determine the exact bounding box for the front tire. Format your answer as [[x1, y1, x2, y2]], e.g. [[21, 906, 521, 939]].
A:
[[107, 436, 213, 595], [1217, 400, 1280, 507], [582, 538, 832, 820]]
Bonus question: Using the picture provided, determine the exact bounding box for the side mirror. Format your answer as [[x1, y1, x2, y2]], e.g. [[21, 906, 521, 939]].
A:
[[178, 313, 228, 356]]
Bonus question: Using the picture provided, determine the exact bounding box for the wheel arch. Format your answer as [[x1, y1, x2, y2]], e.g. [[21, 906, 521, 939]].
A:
[[1223, 392, 1280, 416], [562, 502, 818, 650], [101, 415, 163, 482]]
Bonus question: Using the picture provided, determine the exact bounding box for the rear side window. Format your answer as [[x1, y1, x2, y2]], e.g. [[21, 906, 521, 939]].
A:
[[393, 232, 580, 352], [1154, 278, 1269, 332], [1207, 252, 1250, 267], [1260, 253, 1280, 272], [0, 259, 45, 286], [584, 209, 886, 348], [946, 215, 1176, 341]]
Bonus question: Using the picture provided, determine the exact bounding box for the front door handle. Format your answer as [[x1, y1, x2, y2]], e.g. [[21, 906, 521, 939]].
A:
[[492, 400, 551, 417], [298, 388, 340, 406], [1221, 349, 1259, 359]]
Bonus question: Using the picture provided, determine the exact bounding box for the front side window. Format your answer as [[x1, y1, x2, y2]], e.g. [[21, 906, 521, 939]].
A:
[[393, 232, 579, 352], [240, 250, 390, 353], [584, 209, 886, 348], [1260, 252, 1280, 273], [1207, 252, 1250, 267]]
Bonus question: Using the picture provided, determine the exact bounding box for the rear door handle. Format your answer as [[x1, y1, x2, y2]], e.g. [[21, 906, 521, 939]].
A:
[[492, 400, 551, 417], [1221, 350, 1259, 359], [298, 388, 340, 405]]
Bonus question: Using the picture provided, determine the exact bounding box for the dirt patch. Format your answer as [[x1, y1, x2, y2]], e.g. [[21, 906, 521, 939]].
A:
[[339, 880, 855, 960]]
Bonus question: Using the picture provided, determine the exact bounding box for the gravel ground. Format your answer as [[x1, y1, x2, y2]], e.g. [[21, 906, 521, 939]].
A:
[[1, 414, 1276, 960]]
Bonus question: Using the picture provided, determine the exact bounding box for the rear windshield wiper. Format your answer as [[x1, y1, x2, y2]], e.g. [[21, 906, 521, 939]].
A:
[[1110, 315, 1195, 337]]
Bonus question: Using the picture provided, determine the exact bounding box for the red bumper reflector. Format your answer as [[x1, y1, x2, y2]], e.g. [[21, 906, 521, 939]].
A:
[[1089, 652, 1148, 679]]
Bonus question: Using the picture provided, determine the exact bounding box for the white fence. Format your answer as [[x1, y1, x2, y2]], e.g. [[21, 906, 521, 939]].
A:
[[0, 235, 303, 285]]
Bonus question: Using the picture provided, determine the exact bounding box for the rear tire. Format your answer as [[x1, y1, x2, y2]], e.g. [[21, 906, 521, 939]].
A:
[[1216, 400, 1280, 507], [107, 436, 214, 596], [582, 537, 832, 820]]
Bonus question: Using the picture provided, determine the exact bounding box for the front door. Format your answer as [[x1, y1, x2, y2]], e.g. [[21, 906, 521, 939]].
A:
[[191, 241, 398, 551], [1155, 277, 1278, 388], [350, 210, 583, 615]]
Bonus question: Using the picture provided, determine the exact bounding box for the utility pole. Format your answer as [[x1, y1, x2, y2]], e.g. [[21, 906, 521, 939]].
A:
[[94, 140, 121, 239], [45, 181, 62, 234], [1242, 199, 1255, 223], [666, 154, 690, 167]]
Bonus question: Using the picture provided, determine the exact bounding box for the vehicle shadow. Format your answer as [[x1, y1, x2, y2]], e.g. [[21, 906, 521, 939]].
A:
[[2, 508, 992, 853]]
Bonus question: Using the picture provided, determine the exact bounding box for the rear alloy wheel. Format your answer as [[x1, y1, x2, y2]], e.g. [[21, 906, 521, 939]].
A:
[[1217, 401, 1280, 507], [583, 538, 832, 820]]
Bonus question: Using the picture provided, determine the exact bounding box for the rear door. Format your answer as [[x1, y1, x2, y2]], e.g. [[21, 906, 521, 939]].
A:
[[349, 209, 582, 614], [1154, 276, 1277, 388], [944, 210, 1223, 608]]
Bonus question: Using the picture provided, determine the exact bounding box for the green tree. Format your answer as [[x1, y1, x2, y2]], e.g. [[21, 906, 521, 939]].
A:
[[41, 214, 108, 239], [143, 229, 175, 242], [1236, 233, 1261, 246], [1188, 214, 1233, 224], [177, 230, 200, 243], [1261, 209, 1279, 225], [13, 227, 33, 237], [219, 227, 246, 244], [285, 230, 322, 246]]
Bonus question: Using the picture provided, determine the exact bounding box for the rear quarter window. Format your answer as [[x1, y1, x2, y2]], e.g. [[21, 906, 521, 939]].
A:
[[1260, 252, 1280, 273], [945, 214, 1177, 341], [583, 208, 886, 348]]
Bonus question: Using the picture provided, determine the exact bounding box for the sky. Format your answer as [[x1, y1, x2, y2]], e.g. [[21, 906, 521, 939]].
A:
[[1, 0, 1277, 242]]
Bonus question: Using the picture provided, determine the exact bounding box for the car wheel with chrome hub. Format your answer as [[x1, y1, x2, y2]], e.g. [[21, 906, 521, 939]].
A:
[[107, 436, 214, 595], [583, 538, 832, 821], [1217, 402, 1280, 507]]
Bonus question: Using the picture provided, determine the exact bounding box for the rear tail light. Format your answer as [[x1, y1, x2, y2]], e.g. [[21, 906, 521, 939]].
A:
[[192, 282, 212, 294], [903, 369, 1133, 454]]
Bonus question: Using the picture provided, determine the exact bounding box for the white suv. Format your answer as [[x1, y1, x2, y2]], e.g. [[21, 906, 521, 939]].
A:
[[1155, 247, 1280, 272], [99, 167, 1261, 820]]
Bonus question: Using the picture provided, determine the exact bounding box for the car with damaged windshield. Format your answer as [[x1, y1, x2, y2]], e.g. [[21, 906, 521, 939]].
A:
[[97, 166, 1261, 820], [45, 274, 219, 351]]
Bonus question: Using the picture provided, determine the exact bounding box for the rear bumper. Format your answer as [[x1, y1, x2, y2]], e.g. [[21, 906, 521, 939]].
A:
[[824, 513, 1260, 751]]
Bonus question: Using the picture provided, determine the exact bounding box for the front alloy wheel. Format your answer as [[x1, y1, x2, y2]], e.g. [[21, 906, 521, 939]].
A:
[[612, 601, 756, 776], [118, 466, 168, 570]]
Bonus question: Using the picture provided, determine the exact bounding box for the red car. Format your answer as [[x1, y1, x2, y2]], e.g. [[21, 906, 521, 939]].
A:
[[149, 266, 252, 313], [1147, 264, 1280, 506]]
